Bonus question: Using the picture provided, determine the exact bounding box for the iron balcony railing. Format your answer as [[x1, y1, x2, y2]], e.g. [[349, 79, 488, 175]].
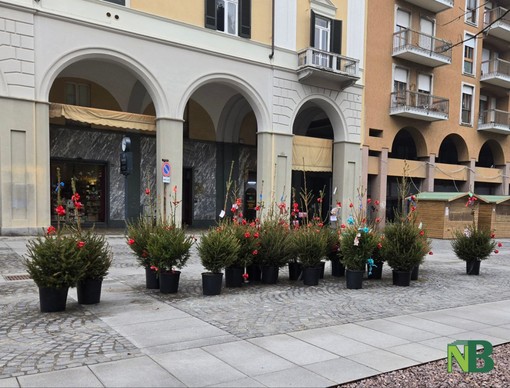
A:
[[297, 48, 359, 77], [481, 58, 510, 77], [484, 7, 510, 28], [390, 90, 449, 114], [479, 109, 510, 127], [393, 28, 452, 60]]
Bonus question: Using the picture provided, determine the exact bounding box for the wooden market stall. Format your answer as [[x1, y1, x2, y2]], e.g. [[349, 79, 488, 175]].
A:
[[413, 192, 488, 239], [477, 195, 510, 238]]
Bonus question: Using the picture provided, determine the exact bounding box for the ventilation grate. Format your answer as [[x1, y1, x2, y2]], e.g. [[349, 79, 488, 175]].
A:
[[4, 274, 31, 281]]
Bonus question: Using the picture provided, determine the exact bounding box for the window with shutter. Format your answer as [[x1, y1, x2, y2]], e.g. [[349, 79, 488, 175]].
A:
[[204, 0, 251, 38]]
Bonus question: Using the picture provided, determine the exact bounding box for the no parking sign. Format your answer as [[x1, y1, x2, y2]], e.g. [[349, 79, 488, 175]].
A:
[[162, 161, 171, 184]]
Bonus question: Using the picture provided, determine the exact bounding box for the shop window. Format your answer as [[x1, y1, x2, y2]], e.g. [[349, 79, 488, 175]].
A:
[[51, 159, 107, 224], [448, 202, 473, 221]]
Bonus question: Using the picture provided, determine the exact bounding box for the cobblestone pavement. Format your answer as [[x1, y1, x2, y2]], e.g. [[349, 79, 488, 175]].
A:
[[1, 235, 509, 380]]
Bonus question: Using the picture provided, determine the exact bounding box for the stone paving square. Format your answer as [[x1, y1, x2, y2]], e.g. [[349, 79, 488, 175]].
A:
[[250, 366, 336, 388], [385, 342, 447, 363], [384, 315, 468, 336], [151, 348, 247, 387], [88, 356, 184, 387], [248, 334, 339, 365], [16, 366, 102, 387], [347, 348, 417, 373], [411, 310, 493, 331], [304, 357, 379, 385], [327, 323, 410, 348], [203, 340, 295, 376], [356, 318, 440, 342]]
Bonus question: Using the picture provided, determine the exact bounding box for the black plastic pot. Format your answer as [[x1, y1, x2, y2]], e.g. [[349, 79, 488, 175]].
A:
[[159, 271, 181, 294], [246, 264, 261, 282], [466, 260, 481, 275], [393, 270, 412, 286], [202, 272, 223, 296], [411, 264, 420, 280], [77, 278, 103, 304], [145, 266, 159, 289], [39, 286, 69, 312], [331, 258, 345, 277], [261, 266, 279, 284], [346, 269, 364, 289], [319, 261, 325, 279], [302, 266, 321, 286], [288, 261, 302, 280], [225, 266, 244, 288]]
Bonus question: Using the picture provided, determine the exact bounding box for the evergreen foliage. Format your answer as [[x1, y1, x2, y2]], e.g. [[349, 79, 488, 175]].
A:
[[451, 224, 496, 262], [198, 225, 240, 273], [147, 224, 194, 272]]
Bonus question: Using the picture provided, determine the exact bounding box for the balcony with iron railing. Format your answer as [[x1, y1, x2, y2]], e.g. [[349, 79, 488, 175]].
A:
[[393, 29, 452, 67], [481, 58, 510, 88], [297, 48, 360, 90], [404, 0, 453, 13], [484, 7, 510, 42], [390, 90, 449, 121], [478, 109, 510, 134]]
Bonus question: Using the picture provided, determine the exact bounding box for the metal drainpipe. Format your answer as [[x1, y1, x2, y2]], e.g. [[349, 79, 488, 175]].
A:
[[269, 0, 275, 59]]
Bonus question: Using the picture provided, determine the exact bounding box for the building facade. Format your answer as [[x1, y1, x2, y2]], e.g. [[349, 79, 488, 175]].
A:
[[0, 0, 365, 234], [363, 0, 510, 221]]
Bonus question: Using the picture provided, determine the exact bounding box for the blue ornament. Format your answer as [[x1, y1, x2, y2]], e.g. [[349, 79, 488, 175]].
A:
[[347, 216, 354, 225]]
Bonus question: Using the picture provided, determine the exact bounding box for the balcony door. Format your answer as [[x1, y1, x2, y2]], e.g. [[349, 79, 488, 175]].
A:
[[394, 67, 409, 106], [419, 18, 434, 51], [313, 15, 330, 67]]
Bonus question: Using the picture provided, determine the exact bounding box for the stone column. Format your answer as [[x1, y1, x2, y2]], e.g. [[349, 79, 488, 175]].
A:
[[256, 130, 293, 216], [35, 101, 51, 231], [496, 163, 510, 195], [332, 141, 361, 222], [423, 154, 435, 192], [460, 158, 476, 192], [156, 117, 184, 226]]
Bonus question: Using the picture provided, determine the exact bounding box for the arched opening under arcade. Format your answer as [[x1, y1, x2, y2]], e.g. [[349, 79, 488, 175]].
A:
[[48, 57, 159, 227]]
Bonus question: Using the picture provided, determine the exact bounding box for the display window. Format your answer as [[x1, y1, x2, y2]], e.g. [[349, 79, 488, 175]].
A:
[[50, 159, 107, 223]]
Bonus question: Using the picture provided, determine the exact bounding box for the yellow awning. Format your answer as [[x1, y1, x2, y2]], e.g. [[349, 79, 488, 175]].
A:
[[49, 103, 156, 132], [292, 135, 332, 172]]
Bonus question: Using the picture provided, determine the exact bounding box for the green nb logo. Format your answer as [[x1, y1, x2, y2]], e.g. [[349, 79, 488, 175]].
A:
[[447, 340, 494, 373]]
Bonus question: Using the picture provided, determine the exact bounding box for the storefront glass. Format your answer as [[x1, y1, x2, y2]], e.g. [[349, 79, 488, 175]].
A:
[[50, 159, 107, 223]]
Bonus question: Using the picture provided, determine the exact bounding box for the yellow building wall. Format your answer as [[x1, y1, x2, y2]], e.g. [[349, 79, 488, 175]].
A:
[[296, 0, 348, 54], [131, 0, 272, 45], [363, 0, 510, 164]]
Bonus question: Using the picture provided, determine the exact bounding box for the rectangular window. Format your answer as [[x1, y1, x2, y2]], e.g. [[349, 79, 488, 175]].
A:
[[394, 67, 408, 106], [461, 84, 474, 124], [204, 0, 250, 38], [417, 73, 432, 107], [466, 0, 478, 24], [463, 33, 475, 75], [65, 82, 90, 107]]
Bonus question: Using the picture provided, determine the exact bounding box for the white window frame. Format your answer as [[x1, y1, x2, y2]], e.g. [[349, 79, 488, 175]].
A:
[[463, 32, 476, 75], [216, 0, 239, 36], [313, 14, 331, 67], [465, 0, 478, 25], [460, 83, 475, 125]]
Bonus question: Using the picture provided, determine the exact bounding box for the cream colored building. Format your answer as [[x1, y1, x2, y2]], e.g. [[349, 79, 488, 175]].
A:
[[363, 0, 510, 221], [0, 0, 365, 234]]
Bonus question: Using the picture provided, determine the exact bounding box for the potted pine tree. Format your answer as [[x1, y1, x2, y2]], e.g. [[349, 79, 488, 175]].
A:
[[198, 224, 240, 295], [451, 224, 497, 275], [147, 223, 195, 294], [341, 225, 378, 289], [291, 224, 328, 286], [256, 219, 293, 284], [381, 166, 430, 286]]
